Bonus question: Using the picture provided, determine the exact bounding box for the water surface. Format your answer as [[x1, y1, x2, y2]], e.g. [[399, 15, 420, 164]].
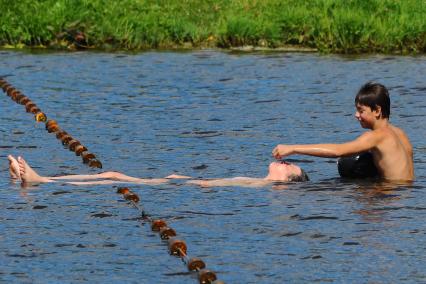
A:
[[1, 50, 425, 283]]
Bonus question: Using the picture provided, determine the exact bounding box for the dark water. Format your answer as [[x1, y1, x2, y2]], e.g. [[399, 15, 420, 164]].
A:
[[0, 50, 425, 283]]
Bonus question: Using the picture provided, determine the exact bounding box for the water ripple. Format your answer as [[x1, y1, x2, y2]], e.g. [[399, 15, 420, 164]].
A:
[[0, 51, 424, 284]]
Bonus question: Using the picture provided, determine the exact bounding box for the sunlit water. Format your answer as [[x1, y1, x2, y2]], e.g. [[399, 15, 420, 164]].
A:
[[0, 50, 425, 283]]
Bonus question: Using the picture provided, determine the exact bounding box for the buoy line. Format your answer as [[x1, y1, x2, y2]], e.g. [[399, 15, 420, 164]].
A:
[[1, 77, 224, 283], [117, 187, 224, 284], [0, 77, 102, 168]]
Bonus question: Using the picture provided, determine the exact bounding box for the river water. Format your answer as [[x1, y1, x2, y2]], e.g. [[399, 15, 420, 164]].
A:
[[0, 50, 425, 283]]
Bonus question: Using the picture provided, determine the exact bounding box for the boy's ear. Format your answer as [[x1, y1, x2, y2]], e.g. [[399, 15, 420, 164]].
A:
[[373, 105, 382, 118]]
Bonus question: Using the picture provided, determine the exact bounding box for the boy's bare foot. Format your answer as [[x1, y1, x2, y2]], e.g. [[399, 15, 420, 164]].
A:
[[8, 155, 21, 180], [18, 156, 52, 183]]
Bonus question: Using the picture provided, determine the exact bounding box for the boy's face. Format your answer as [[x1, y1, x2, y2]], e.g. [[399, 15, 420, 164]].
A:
[[355, 103, 380, 129], [267, 161, 302, 181]]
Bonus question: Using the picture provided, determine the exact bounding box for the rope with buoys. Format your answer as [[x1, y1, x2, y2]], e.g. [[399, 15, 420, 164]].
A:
[[1, 77, 223, 283], [117, 187, 224, 284], [0, 77, 102, 168]]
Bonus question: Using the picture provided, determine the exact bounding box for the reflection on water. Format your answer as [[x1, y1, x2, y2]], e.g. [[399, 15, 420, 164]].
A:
[[0, 50, 425, 283]]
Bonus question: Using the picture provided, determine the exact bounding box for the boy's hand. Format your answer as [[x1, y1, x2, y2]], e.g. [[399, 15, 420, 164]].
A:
[[272, 144, 292, 159]]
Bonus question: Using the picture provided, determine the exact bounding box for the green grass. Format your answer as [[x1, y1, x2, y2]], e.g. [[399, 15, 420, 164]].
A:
[[0, 0, 425, 53]]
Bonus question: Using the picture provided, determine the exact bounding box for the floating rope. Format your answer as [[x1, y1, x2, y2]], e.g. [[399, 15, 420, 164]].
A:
[[0, 77, 102, 168], [1, 77, 223, 282], [117, 187, 224, 284]]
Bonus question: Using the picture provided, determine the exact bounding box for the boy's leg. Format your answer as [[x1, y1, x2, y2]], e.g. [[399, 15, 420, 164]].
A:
[[48, 171, 140, 181], [165, 174, 192, 179], [10, 155, 95, 183], [18, 156, 54, 183], [67, 180, 130, 185], [11, 156, 143, 182], [49, 171, 154, 182], [11, 155, 190, 185]]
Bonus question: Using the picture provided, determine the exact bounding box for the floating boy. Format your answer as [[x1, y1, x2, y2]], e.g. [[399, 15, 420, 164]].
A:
[[8, 155, 308, 187]]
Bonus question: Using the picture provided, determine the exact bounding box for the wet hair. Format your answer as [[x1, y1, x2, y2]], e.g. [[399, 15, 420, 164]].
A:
[[288, 169, 309, 182], [355, 82, 390, 119]]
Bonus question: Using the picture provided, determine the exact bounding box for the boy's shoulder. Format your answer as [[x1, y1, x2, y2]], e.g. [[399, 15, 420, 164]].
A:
[[389, 124, 407, 136], [372, 123, 405, 136], [374, 124, 413, 152], [387, 124, 411, 142], [390, 124, 413, 150], [363, 123, 409, 146]]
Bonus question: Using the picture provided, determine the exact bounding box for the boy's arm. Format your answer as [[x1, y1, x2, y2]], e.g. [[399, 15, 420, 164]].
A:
[[165, 174, 192, 179], [187, 177, 269, 187], [273, 131, 382, 159]]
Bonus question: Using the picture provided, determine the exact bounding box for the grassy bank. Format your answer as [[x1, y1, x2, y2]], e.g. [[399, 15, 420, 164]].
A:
[[0, 0, 425, 53]]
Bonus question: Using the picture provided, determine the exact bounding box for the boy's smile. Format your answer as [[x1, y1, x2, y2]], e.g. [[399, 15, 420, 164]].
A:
[[355, 103, 378, 129]]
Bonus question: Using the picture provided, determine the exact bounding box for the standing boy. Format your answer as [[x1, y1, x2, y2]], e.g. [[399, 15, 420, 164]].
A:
[[272, 82, 414, 181]]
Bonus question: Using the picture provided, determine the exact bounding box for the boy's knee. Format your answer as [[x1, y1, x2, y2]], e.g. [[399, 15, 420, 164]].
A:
[[103, 171, 121, 179]]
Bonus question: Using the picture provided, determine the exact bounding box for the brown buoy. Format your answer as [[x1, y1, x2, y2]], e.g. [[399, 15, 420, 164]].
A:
[[45, 120, 57, 129], [168, 238, 187, 256], [159, 227, 177, 240], [5, 86, 14, 95], [88, 159, 102, 169], [6, 87, 17, 97], [55, 130, 68, 139], [35, 112, 47, 122], [17, 95, 29, 104], [47, 123, 60, 133], [198, 270, 217, 284], [29, 106, 40, 114], [1, 83, 11, 92], [68, 140, 81, 151], [151, 219, 167, 232], [2, 83, 12, 92], [25, 102, 36, 113], [60, 135, 73, 145], [13, 93, 25, 103], [9, 90, 21, 101], [124, 192, 140, 203], [74, 144, 88, 156], [81, 152, 96, 163], [187, 258, 206, 272], [6, 88, 17, 98], [117, 187, 130, 194]]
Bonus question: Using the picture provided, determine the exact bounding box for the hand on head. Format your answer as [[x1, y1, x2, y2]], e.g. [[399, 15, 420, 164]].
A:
[[272, 144, 292, 160]]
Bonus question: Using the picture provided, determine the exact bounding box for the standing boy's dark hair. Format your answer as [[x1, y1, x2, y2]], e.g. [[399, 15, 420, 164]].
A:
[[355, 82, 390, 119]]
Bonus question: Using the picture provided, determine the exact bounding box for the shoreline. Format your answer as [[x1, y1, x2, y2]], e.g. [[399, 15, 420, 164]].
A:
[[0, 42, 318, 53], [1, 37, 424, 55], [1, 0, 424, 55], [3, 44, 426, 56]]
